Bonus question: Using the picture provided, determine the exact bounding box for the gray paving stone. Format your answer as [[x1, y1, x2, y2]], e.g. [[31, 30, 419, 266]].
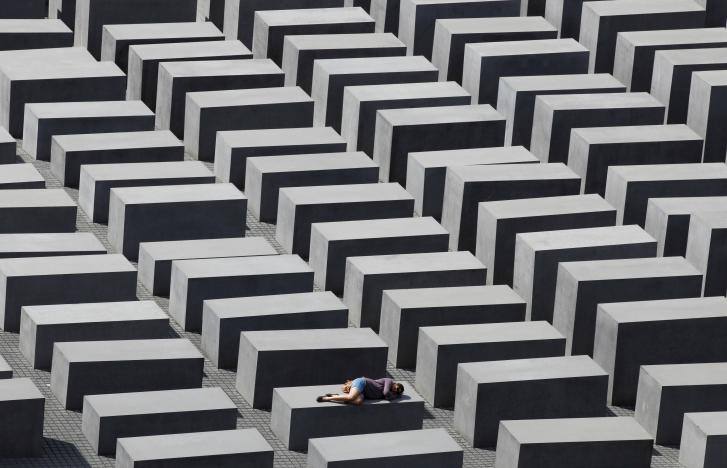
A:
[[0, 378, 44, 457], [0, 188, 76, 235], [679, 411, 727, 468]]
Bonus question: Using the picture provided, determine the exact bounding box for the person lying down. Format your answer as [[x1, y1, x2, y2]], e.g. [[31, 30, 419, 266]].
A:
[[316, 377, 405, 405]]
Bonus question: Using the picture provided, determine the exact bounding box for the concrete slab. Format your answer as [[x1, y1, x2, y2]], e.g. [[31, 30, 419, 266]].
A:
[[0, 233, 106, 259], [685, 210, 727, 295], [687, 70, 727, 162], [0, 164, 45, 188], [0, 19, 73, 51], [0, 188, 76, 235], [680, 411, 727, 468], [0, 378, 44, 457]]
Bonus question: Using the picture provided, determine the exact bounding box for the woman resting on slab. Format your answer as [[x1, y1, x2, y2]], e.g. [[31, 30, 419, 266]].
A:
[[316, 377, 405, 405]]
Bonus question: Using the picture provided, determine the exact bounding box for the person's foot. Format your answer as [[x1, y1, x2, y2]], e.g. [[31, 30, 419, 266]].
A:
[[316, 396, 326, 402]]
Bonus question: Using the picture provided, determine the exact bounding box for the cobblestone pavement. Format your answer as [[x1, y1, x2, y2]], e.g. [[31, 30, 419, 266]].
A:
[[0, 144, 682, 467]]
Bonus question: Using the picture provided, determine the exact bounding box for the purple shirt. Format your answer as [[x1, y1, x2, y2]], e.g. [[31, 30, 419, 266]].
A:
[[362, 377, 396, 400]]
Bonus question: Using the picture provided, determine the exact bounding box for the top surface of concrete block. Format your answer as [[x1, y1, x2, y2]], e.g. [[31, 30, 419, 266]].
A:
[[585, 0, 703, 16], [536, 92, 663, 111], [54, 338, 201, 362], [599, 296, 727, 323], [0, 19, 71, 33], [281, 182, 412, 205], [0, 378, 43, 401], [648, 196, 727, 215], [449, 161, 578, 182], [159, 58, 280, 77], [641, 362, 727, 386], [519, 224, 656, 251], [0, 254, 135, 277], [422, 320, 562, 345], [53, 130, 180, 151], [378, 103, 502, 125], [682, 411, 727, 435], [0, 188, 74, 208], [384, 284, 524, 308], [187, 86, 311, 108], [500, 73, 624, 92], [314, 55, 436, 75], [27, 101, 153, 119], [691, 68, 727, 86], [410, 146, 536, 168], [313, 216, 447, 240], [459, 355, 607, 383], [619, 27, 727, 47], [242, 327, 384, 351], [559, 256, 701, 281], [345, 80, 467, 102], [466, 37, 587, 57], [481, 193, 614, 219], [131, 39, 251, 60], [206, 291, 343, 319], [256, 7, 372, 26], [275, 383, 423, 408], [609, 162, 727, 182], [23, 300, 166, 325], [111, 183, 243, 205], [0, 60, 123, 81], [249, 151, 376, 172], [0, 233, 105, 256], [572, 124, 701, 144], [84, 387, 235, 417], [218, 126, 345, 148], [285, 32, 403, 50], [174, 254, 309, 279], [348, 251, 484, 274], [141, 237, 275, 262], [103, 21, 221, 40], [81, 161, 210, 182], [500, 416, 652, 443], [436, 16, 555, 34]]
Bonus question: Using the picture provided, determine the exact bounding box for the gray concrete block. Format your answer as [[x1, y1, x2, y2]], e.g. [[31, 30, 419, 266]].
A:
[[341, 80, 470, 157], [680, 411, 727, 468], [107, 183, 247, 261], [155, 59, 284, 139], [127, 40, 251, 110], [476, 194, 617, 286], [169, 254, 314, 332], [236, 328, 387, 409], [613, 27, 727, 92], [0, 163, 45, 188], [495, 417, 653, 468], [635, 363, 727, 444], [568, 124, 704, 195], [0, 19, 72, 51], [497, 73, 626, 148], [343, 251, 487, 331], [116, 429, 274, 468], [441, 163, 581, 253], [138, 237, 277, 297], [20, 300, 170, 370], [605, 163, 727, 226], [552, 256, 703, 357], [381, 285, 526, 370], [0, 233, 105, 259], [687, 70, 727, 162], [51, 130, 184, 189], [310, 217, 449, 294], [185, 86, 313, 162], [544, 0, 609, 39], [315, 55, 438, 132], [530, 92, 665, 164], [462, 38, 589, 105], [50, 338, 203, 411], [374, 104, 505, 185], [594, 296, 727, 407], [202, 291, 348, 369], [275, 182, 414, 258], [100, 21, 223, 72], [652, 47, 727, 123], [433, 17, 557, 83], [215, 126, 347, 189], [271, 384, 424, 450], [0, 378, 44, 457], [79, 160, 214, 224], [514, 224, 657, 323], [0, 125, 14, 164], [454, 355, 608, 447], [81, 387, 238, 456], [0, 188, 76, 235], [49, 0, 75, 28], [22, 100, 155, 162], [370, 0, 400, 34], [416, 321, 564, 408], [696, 0, 727, 26], [685, 210, 727, 296], [579, 0, 706, 73], [307, 428, 463, 467], [247, 151, 378, 223]]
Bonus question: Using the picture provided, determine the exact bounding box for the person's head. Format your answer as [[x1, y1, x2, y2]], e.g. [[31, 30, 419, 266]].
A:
[[391, 382, 404, 395], [342, 380, 353, 393]]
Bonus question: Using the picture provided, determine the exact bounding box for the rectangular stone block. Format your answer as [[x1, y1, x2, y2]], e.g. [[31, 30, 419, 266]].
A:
[[184, 86, 313, 162], [307, 428, 463, 468], [680, 412, 727, 468], [497, 73, 626, 148], [685, 210, 727, 296], [116, 429, 274, 468], [552, 256, 703, 357], [0, 0, 46, 18], [514, 224, 657, 323], [271, 384, 424, 450], [22, 100, 155, 162], [416, 321, 564, 408], [50, 338, 204, 411], [108, 183, 247, 261], [463, 38, 589, 105], [454, 355, 608, 447], [236, 328, 387, 409], [374, 104, 505, 185], [79, 160, 214, 224], [128, 40, 251, 110], [568, 124, 704, 195], [82, 387, 238, 456], [697, 0, 727, 25], [247, 151, 378, 222], [49, 0, 75, 28], [314, 55, 438, 132], [74, 0, 198, 59], [311, 217, 449, 294], [635, 363, 727, 444], [0, 188, 76, 235], [0, 232, 106, 259], [0, 164, 45, 188], [202, 291, 348, 369], [343, 251, 487, 331], [605, 163, 727, 226], [370, 0, 400, 34], [275, 182, 414, 258], [283, 32, 405, 94], [544, 0, 609, 39], [495, 417, 653, 468], [101, 21, 224, 71], [0, 378, 44, 458], [579, 0, 706, 73], [20, 300, 170, 370], [169, 254, 314, 332], [51, 130, 184, 188], [441, 163, 582, 252], [155, 59, 284, 139], [342, 81, 470, 158], [687, 70, 727, 162], [252, 7, 375, 65], [594, 296, 727, 406], [0, 19, 72, 51], [433, 17, 556, 83], [645, 196, 727, 257], [0, 126, 14, 164], [138, 237, 276, 297], [613, 27, 727, 92], [407, 146, 538, 221], [652, 47, 727, 123], [215, 126, 347, 188], [476, 194, 617, 286], [530, 92, 666, 164]]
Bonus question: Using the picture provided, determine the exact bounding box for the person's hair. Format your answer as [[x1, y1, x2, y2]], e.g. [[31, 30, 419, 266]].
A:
[[392, 382, 404, 394]]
